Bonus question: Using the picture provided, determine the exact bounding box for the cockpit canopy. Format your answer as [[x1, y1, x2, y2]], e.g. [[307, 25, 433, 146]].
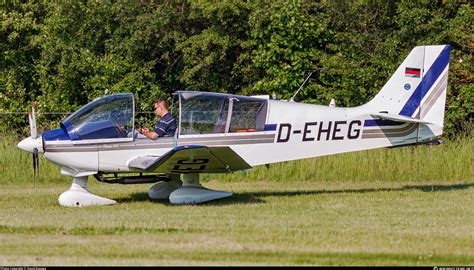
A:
[[43, 91, 269, 143], [61, 93, 134, 142], [177, 91, 268, 135]]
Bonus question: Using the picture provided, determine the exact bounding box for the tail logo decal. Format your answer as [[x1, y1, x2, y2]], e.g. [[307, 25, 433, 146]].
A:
[[405, 67, 421, 78]]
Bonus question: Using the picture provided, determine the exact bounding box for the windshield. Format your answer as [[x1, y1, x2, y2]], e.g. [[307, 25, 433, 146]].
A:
[[61, 93, 134, 141]]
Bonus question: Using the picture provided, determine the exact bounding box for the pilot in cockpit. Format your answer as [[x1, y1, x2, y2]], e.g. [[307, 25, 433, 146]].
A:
[[137, 99, 177, 139]]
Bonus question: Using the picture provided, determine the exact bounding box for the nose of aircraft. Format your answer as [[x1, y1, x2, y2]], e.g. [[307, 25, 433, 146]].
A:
[[17, 136, 43, 153]]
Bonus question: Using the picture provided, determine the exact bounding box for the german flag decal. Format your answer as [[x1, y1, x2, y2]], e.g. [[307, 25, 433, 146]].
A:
[[405, 67, 421, 78]]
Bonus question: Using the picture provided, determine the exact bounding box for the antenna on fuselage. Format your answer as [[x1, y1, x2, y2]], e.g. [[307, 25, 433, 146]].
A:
[[289, 68, 323, 102]]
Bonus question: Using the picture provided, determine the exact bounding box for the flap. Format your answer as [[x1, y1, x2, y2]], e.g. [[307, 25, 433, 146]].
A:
[[370, 113, 432, 125], [127, 145, 251, 174]]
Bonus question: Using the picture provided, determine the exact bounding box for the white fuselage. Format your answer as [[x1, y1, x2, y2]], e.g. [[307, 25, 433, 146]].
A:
[[42, 99, 435, 175], [31, 45, 451, 177]]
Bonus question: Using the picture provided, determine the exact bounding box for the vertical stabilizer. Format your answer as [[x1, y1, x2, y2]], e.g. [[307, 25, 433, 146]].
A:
[[363, 45, 450, 136]]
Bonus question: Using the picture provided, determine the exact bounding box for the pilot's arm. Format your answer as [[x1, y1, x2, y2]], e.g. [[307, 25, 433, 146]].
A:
[[138, 128, 159, 139], [139, 116, 170, 139], [139, 124, 167, 139], [142, 130, 159, 139]]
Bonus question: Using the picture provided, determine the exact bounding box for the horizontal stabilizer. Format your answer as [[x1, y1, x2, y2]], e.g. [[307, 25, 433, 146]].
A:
[[370, 113, 432, 125], [128, 145, 251, 174]]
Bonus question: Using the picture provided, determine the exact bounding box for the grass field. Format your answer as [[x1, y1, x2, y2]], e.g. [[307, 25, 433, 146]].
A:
[[0, 135, 473, 265]]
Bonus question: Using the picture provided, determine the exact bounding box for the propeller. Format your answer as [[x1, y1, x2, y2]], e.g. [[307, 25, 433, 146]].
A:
[[33, 148, 39, 185], [28, 101, 39, 186], [28, 102, 37, 139]]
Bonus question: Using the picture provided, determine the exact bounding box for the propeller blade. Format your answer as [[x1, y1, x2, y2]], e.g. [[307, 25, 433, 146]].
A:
[[29, 101, 37, 139], [33, 148, 39, 187]]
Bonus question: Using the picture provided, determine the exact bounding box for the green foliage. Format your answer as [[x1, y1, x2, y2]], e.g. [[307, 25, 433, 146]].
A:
[[0, 2, 45, 128], [179, 0, 250, 93], [238, 1, 331, 99], [0, 1, 472, 137]]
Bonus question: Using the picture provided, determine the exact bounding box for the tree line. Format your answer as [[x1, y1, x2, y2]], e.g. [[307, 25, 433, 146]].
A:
[[0, 1, 472, 136]]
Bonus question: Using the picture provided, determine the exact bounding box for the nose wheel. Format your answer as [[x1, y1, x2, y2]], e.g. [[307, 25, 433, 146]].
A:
[[58, 176, 116, 207]]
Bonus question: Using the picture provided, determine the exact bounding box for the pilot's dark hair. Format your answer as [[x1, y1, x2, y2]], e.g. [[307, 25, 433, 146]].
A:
[[154, 99, 169, 110]]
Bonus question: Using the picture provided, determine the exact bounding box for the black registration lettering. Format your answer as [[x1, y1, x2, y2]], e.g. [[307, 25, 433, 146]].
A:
[[348, 120, 362, 139], [317, 121, 332, 141], [302, 122, 317, 141], [332, 121, 346, 140], [277, 123, 292, 143]]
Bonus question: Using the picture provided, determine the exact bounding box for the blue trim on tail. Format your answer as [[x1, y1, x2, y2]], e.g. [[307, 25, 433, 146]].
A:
[[399, 45, 451, 117]]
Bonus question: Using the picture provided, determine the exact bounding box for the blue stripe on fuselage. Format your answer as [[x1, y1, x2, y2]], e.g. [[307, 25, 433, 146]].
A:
[[364, 120, 405, 127], [264, 124, 277, 131], [399, 45, 450, 117]]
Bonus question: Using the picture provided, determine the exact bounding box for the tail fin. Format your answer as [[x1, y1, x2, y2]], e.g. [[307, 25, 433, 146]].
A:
[[364, 45, 451, 136]]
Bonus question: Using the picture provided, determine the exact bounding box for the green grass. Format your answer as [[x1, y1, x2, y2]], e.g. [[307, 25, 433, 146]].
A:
[[0, 135, 473, 265]]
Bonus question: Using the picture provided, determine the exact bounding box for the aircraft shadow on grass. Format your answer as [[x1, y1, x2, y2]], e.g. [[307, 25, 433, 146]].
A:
[[115, 182, 474, 205]]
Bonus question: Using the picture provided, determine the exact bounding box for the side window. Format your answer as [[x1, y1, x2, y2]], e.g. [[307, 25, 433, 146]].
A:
[[179, 93, 267, 135], [229, 99, 267, 132], [180, 94, 229, 135]]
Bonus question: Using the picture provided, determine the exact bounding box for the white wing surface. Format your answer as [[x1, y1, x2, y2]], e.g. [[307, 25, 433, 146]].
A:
[[128, 145, 251, 174]]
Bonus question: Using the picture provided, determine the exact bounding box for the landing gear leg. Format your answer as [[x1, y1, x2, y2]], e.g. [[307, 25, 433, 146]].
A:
[[169, 173, 232, 204], [58, 176, 117, 207]]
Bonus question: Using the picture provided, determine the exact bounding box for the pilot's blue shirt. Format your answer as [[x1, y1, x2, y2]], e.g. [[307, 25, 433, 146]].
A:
[[154, 112, 177, 137]]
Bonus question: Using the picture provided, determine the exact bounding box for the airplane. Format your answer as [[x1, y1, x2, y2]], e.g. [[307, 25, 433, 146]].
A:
[[17, 44, 451, 207]]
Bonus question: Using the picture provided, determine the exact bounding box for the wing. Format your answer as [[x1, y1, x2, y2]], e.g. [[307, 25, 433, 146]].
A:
[[127, 145, 252, 174]]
